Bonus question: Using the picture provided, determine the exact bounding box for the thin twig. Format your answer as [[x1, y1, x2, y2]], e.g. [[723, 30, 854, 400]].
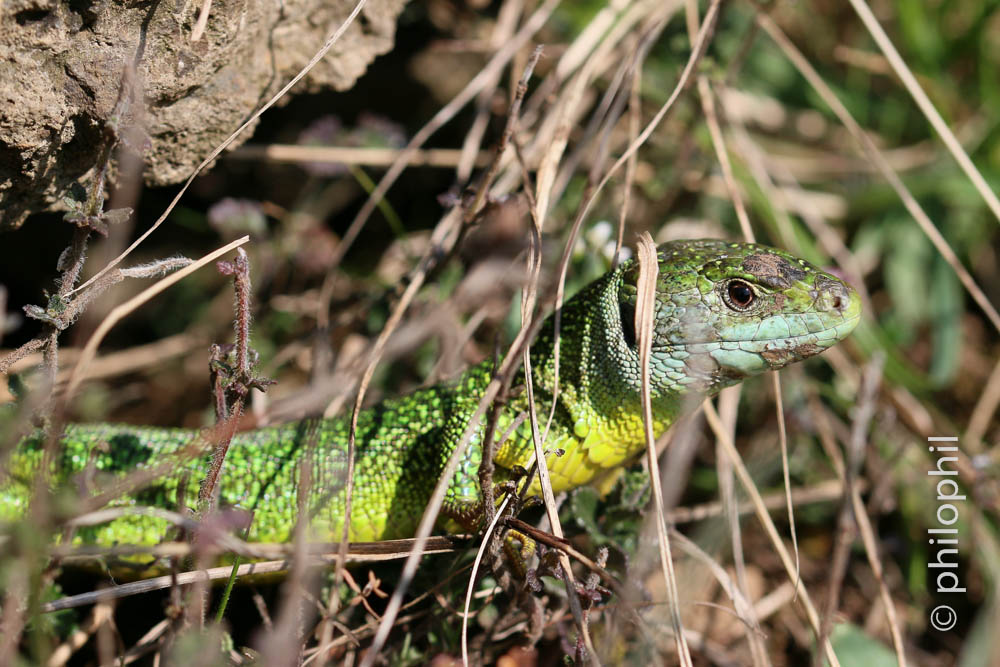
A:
[[715, 385, 768, 666], [846, 0, 1000, 226], [543, 0, 720, 547], [686, 2, 772, 656], [258, 454, 314, 665], [697, 76, 754, 241], [190, 0, 213, 42], [967, 358, 1000, 447], [319, 0, 561, 284], [0, 338, 47, 376], [503, 45, 598, 664], [41, 540, 465, 614], [771, 373, 800, 599], [614, 63, 641, 267], [807, 370, 908, 666], [454, 0, 522, 186], [755, 9, 1000, 336], [360, 289, 551, 665], [330, 205, 462, 626], [69, 0, 371, 299], [63, 237, 249, 404], [461, 495, 511, 667], [202, 249, 273, 507], [667, 477, 860, 524], [702, 399, 842, 667], [230, 144, 491, 168], [815, 354, 884, 667]]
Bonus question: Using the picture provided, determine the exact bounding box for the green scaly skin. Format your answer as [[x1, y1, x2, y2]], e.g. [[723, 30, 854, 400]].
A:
[[0, 239, 861, 549]]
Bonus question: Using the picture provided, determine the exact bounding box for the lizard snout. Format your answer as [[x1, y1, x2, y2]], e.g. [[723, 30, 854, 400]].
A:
[[813, 276, 858, 318]]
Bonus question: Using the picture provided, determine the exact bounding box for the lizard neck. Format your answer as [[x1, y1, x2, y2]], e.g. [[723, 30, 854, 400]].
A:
[[503, 270, 682, 493]]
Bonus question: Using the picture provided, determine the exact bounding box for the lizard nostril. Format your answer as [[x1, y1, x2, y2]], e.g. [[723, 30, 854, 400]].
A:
[[832, 295, 843, 310]]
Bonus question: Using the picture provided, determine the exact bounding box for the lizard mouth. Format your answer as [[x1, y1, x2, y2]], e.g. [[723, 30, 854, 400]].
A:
[[653, 312, 861, 351]]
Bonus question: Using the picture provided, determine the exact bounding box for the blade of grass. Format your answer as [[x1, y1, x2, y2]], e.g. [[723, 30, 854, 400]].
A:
[[461, 495, 510, 667], [636, 232, 693, 666], [755, 9, 1000, 336], [702, 399, 842, 667], [697, 76, 754, 242], [64, 236, 249, 404], [322, 0, 562, 278], [68, 0, 370, 298], [846, 0, 1000, 226]]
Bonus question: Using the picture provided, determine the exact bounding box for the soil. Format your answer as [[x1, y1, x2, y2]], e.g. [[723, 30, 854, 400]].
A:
[[0, 0, 409, 228]]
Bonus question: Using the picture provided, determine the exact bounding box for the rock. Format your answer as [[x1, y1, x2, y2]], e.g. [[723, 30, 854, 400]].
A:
[[0, 0, 409, 228]]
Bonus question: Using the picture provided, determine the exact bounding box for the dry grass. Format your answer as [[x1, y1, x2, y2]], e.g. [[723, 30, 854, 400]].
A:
[[1, 0, 998, 664]]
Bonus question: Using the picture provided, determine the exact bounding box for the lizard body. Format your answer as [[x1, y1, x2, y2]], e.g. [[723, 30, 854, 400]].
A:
[[0, 239, 861, 548]]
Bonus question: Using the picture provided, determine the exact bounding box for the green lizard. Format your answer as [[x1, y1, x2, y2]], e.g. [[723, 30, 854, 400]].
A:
[[0, 239, 860, 551]]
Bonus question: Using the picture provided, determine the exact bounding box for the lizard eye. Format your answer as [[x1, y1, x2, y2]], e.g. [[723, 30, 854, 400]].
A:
[[724, 280, 756, 311]]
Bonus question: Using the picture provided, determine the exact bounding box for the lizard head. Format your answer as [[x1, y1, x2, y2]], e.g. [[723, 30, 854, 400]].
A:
[[615, 238, 861, 395]]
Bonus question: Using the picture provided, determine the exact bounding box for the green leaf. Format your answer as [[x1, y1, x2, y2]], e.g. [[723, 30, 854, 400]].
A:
[[827, 623, 898, 667], [569, 486, 606, 540], [928, 257, 963, 385]]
